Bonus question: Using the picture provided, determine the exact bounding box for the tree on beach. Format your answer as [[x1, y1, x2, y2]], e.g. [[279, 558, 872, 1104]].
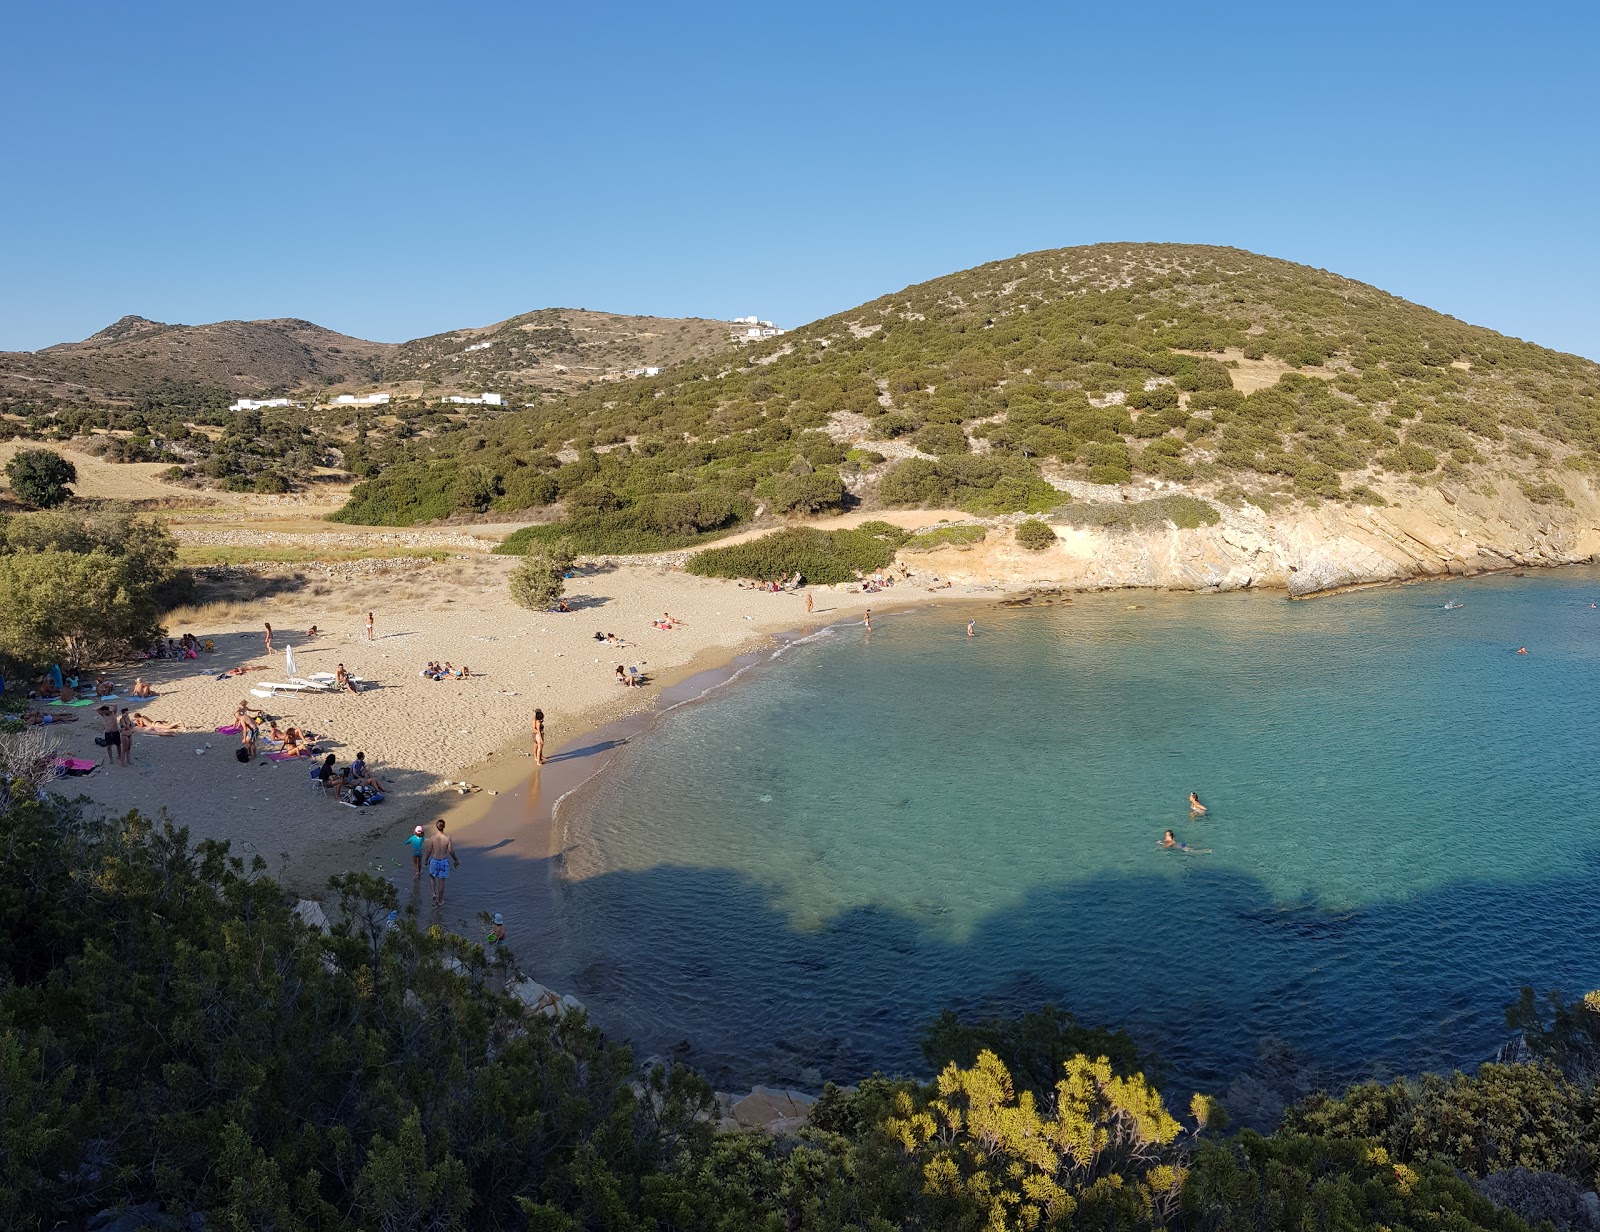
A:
[[5, 449, 76, 508], [508, 546, 567, 611]]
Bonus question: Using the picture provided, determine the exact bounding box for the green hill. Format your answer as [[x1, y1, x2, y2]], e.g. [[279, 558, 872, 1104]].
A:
[[331, 243, 1600, 543]]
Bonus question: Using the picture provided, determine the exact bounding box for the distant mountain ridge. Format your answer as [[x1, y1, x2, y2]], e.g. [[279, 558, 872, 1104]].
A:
[[0, 308, 743, 404]]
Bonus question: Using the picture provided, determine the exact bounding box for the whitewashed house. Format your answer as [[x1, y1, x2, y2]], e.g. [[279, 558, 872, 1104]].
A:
[[441, 392, 504, 406], [333, 392, 392, 406], [227, 397, 296, 411]]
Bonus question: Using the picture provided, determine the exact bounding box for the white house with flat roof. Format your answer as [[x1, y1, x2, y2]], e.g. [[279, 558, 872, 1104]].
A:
[[730, 316, 784, 342], [333, 392, 391, 406], [441, 392, 504, 406], [228, 397, 296, 411]]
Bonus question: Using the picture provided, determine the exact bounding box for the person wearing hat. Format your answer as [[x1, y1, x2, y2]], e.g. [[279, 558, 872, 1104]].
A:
[[487, 913, 506, 944], [406, 825, 425, 879]]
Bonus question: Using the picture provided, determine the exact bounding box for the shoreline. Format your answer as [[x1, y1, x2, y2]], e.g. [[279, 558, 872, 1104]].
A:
[[327, 592, 985, 939]]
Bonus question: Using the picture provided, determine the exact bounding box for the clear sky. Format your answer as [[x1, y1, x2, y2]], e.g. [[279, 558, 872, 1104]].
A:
[[4, 1, 1596, 359]]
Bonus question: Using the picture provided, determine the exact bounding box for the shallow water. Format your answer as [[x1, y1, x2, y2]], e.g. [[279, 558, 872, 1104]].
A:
[[545, 570, 1600, 1095]]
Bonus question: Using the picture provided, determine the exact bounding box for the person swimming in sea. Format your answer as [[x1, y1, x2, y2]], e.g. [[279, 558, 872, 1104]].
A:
[[1516, 646, 1529, 655], [1188, 791, 1207, 816], [1160, 829, 1209, 854]]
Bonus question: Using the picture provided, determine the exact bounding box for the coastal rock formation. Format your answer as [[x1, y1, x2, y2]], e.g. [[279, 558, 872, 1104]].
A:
[[910, 474, 1600, 597], [724, 1085, 818, 1135]]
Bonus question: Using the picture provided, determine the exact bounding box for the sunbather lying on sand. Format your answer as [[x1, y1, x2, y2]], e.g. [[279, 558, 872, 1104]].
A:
[[132, 713, 183, 735], [24, 711, 79, 725]]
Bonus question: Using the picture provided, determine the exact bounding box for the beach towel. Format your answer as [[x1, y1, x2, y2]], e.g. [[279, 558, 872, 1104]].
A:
[[53, 758, 96, 777], [50, 698, 99, 708], [215, 723, 242, 734], [267, 751, 304, 762]]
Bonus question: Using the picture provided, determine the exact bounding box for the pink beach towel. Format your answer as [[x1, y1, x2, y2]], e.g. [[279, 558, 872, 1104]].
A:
[[215, 723, 241, 734]]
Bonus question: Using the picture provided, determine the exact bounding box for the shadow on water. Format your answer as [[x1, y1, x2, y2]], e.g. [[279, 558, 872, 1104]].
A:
[[438, 845, 1600, 1103]]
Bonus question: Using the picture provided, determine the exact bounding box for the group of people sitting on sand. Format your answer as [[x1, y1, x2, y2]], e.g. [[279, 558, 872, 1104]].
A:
[[738, 573, 805, 593], [227, 700, 321, 761], [419, 661, 472, 681], [313, 751, 386, 806], [142, 634, 209, 660]]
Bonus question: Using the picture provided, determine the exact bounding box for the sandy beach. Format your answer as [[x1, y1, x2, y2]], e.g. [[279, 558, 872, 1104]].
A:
[[36, 549, 1001, 894]]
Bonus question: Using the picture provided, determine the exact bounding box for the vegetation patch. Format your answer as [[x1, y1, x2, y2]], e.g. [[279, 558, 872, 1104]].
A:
[[1053, 494, 1222, 531], [1520, 478, 1572, 506], [901, 523, 988, 552], [1014, 518, 1057, 550], [686, 521, 908, 584]]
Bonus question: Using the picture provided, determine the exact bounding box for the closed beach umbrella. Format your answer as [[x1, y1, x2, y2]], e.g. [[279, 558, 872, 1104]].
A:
[[285, 645, 298, 679]]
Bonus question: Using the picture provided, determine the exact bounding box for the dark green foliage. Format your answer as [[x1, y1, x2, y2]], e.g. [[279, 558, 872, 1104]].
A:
[[919, 1004, 1147, 1095], [5, 449, 76, 508], [0, 507, 183, 665], [1508, 988, 1600, 1086], [1182, 1132, 1533, 1231], [686, 522, 909, 585], [0, 798, 720, 1230], [1014, 518, 1056, 550]]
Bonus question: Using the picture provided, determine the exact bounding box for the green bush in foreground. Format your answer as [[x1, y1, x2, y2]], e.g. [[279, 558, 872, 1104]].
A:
[[1015, 518, 1057, 551], [0, 796, 1574, 1229], [5, 449, 76, 508], [508, 540, 573, 611], [686, 522, 909, 584]]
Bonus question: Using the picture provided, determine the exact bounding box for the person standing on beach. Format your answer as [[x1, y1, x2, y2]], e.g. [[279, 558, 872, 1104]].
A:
[[424, 818, 460, 906], [117, 708, 134, 767], [263, 622, 273, 652], [406, 825, 425, 879], [98, 705, 120, 767], [366, 611, 375, 642], [531, 708, 546, 765], [806, 592, 814, 614]]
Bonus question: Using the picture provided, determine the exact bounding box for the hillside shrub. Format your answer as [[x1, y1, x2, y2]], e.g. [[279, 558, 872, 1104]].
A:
[[1014, 518, 1056, 550], [1054, 495, 1221, 531], [5, 449, 76, 508], [686, 522, 909, 584], [1520, 479, 1572, 506], [902, 523, 988, 552]]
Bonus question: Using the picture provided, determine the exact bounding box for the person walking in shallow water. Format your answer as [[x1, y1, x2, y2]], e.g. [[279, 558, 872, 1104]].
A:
[[863, 609, 872, 632], [424, 818, 459, 906], [531, 708, 546, 765], [966, 621, 975, 638]]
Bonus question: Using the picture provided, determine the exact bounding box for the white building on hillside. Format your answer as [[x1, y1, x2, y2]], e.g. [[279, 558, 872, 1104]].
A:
[[624, 366, 663, 378], [228, 397, 296, 411], [730, 315, 785, 342], [441, 391, 504, 406], [333, 392, 392, 406]]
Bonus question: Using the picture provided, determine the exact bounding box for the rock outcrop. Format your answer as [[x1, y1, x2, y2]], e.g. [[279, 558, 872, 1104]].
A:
[[911, 475, 1600, 597]]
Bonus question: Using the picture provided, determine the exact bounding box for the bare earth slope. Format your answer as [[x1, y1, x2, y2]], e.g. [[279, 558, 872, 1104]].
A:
[[0, 315, 393, 401], [0, 309, 739, 405]]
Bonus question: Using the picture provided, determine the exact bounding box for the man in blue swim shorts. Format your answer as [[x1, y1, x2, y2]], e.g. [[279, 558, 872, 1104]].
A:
[[422, 818, 461, 907]]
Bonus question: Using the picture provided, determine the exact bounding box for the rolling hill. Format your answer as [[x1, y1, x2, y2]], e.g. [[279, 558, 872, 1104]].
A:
[[0, 309, 743, 406], [330, 243, 1600, 549]]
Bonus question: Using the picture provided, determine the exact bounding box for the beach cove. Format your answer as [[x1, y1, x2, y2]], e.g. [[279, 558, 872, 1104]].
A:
[[451, 565, 1600, 1107]]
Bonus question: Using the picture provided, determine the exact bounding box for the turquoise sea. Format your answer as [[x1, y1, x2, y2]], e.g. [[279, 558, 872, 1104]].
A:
[[545, 569, 1600, 1096]]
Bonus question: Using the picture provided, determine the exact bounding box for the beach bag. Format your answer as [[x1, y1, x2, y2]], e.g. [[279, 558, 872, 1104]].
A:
[[94, 734, 108, 747], [235, 746, 250, 763]]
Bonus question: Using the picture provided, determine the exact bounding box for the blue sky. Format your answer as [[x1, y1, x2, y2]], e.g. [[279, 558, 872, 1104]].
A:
[[3, 2, 1597, 358]]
